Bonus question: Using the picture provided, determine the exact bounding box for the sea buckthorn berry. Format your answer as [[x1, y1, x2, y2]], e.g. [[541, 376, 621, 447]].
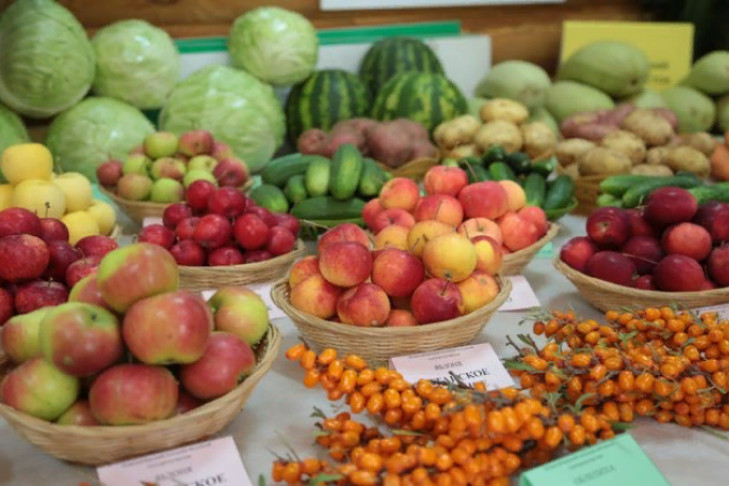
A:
[[345, 355, 368, 371]]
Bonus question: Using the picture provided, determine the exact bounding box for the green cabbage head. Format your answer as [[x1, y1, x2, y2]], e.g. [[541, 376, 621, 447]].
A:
[[0, 103, 29, 155], [46, 97, 154, 181], [0, 0, 95, 119], [229, 7, 318, 86], [160, 65, 285, 172], [92, 20, 181, 110]]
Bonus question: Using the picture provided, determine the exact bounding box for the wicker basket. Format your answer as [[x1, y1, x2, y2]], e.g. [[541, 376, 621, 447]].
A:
[[554, 257, 729, 312], [271, 275, 512, 364], [179, 239, 307, 291], [501, 223, 559, 275], [379, 156, 439, 181], [557, 164, 605, 216], [0, 324, 281, 465]]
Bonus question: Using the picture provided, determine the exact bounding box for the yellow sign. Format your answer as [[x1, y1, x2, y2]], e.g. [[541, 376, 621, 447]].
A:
[[561, 21, 694, 91]]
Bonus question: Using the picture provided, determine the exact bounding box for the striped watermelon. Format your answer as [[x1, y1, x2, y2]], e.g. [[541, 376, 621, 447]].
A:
[[285, 69, 370, 143], [359, 37, 444, 96], [372, 72, 468, 132]]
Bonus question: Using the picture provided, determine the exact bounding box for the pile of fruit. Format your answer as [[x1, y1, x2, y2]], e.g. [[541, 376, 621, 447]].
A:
[[597, 172, 729, 209], [1, 243, 270, 426], [709, 131, 729, 181], [97, 129, 249, 204], [0, 144, 116, 244], [560, 187, 729, 291], [141, 181, 300, 267], [0, 207, 118, 326]]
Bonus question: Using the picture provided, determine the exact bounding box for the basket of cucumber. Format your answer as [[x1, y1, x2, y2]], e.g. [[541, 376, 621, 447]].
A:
[[596, 172, 727, 209]]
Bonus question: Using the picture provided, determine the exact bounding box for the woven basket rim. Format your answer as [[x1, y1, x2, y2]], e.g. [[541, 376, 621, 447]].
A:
[[178, 239, 306, 275], [271, 275, 513, 337], [554, 257, 729, 301], [0, 324, 281, 438], [503, 222, 559, 262]]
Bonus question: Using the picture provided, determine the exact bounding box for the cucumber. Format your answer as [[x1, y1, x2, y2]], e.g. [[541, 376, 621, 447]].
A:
[[305, 157, 331, 197], [459, 155, 483, 166], [283, 175, 308, 204], [621, 173, 702, 208], [504, 152, 532, 174], [465, 164, 490, 183], [597, 193, 623, 208], [523, 173, 546, 207], [543, 175, 575, 210], [482, 146, 507, 164], [599, 175, 653, 197], [291, 196, 367, 220], [329, 144, 364, 200], [250, 184, 289, 214], [530, 156, 557, 177], [688, 184, 729, 204], [488, 162, 516, 181], [359, 158, 387, 197], [260, 154, 327, 187]]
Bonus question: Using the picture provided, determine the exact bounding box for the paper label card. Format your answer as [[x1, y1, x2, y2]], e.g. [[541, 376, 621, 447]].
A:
[[389, 342, 515, 389], [202, 282, 285, 320], [519, 433, 669, 486], [695, 304, 729, 321], [142, 217, 163, 227], [97, 436, 252, 486], [499, 276, 540, 312]]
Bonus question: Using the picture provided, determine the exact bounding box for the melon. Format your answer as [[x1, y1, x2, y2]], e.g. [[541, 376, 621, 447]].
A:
[[528, 106, 559, 134], [545, 81, 615, 123], [717, 94, 729, 132], [684, 50, 729, 96], [285, 69, 370, 144], [372, 72, 468, 132], [661, 86, 716, 133], [359, 37, 444, 97], [620, 88, 668, 109], [468, 96, 490, 118], [558, 41, 649, 97], [475, 60, 551, 109]]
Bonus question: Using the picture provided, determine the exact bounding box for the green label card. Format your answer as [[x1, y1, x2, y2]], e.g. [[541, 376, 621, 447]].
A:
[[519, 434, 669, 486], [536, 242, 554, 259]]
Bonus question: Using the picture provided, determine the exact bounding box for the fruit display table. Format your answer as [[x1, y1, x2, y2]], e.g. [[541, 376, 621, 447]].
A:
[[0, 214, 726, 485]]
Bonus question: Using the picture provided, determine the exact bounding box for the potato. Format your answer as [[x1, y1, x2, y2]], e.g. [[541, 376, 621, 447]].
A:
[[366, 124, 412, 167], [630, 164, 673, 176], [389, 118, 430, 141], [410, 139, 438, 159], [652, 107, 679, 132], [554, 138, 596, 167], [664, 146, 711, 177], [600, 130, 646, 165], [445, 144, 480, 160], [600, 103, 636, 126], [645, 146, 671, 165], [521, 121, 557, 158], [479, 98, 529, 124], [578, 147, 632, 176], [322, 128, 366, 157], [560, 112, 603, 138], [332, 118, 378, 136], [297, 128, 327, 155], [474, 120, 523, 153], [562, 163, 581, 179], [434, 115, 481, 149], [621, 109, 674, 146], [678, 132, 717, 157]]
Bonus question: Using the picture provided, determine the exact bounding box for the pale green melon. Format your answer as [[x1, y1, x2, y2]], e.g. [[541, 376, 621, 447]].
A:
[[475, 60, 551, 109], [545, 81, 614, 123], [685, 51, 729, 96], [661, 86, 716, 133], [528, 106, 559, 134], [620, 88, 668, 109], [716, 94, 729, 132]]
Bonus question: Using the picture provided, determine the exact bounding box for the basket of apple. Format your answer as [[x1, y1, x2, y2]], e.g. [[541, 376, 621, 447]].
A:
[[139, 179, 306, 292], [0, 243, 280, 465], [363, 166, 559, 276], [97, 129, 251, 225], [272, 221, 513, 364], [555, 186, 729, 311]]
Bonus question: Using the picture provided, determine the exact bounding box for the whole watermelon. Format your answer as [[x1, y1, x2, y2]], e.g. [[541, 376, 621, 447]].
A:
[[372, 72, 468, 132], [359, 37, 444, 96], [285, 69, 370, 144]]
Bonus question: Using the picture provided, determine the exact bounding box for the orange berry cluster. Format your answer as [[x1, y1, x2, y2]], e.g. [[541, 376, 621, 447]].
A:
[[273, 344, 618, 485], [512, 307, 729, 430]]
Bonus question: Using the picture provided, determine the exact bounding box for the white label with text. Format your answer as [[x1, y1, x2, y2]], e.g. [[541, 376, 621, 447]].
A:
[[142, 217, 164, 227], [498, 276, 540, 312], [695, 304, 729, 321]]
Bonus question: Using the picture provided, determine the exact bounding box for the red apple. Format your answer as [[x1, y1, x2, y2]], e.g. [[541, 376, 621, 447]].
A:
[[176, 216, 200, 241], [362, 198, 385, 230], [319, 241, 372, 287], [693, 202, 729, 244], [245, 250, 272, 263], [39, 302, 122, 376], [318, 223, 371, 251], [175, 390, 203, 415], [65, 255, 101, 287], [702, 280, 718, 290], [96, 160, 123, 187], [645, 187, 698, 227], [185, 179, 216, 211], [207, 187, 248, 219], [620, 236, 663, 274], [68, 275, 111, 310], [0, 207, 42, 238], [56, 400, 100, 426], [586, 251, 636, 287], [653, 254, 705, 291], [179, 129, 214, 157], [661, 222, 712, 261], [44, 240, 81, 282], [211, 140, 234, 161], [1, 307, 47, 363], [424, 166, 468, 197], [193, 214, 232, 250], [624, 208, 657, 238], [371, 248, 425, 298], [208, 246, 245, 266], [0, 234, 49, 282], [272, 213, 300, 236], [207, 287, 269, 346], [39, 218, 69, 243], [244, 205, 276, 226], [75, 235, 118, 258], [89, 364, 178, 425], [162, 203, 193, 230], [266, 226, 296, 256], [170, 240, 206, 266], [458, 181, 509, 220], [708, 245, 729, 287], [372, 208, 416, 235], [138, 223, 176, 249], [560, 236, 598, 273], [234, 213, 269, 250], [213, 157, 249, 187], [14, 280, 68, 314], [586, 208, 631, 247], [336, 283, 391, 327], [180, 332, 255, 400], [411, 278, 465, 324], [635, 274, 655, 290], [0, 287, 13, 325]]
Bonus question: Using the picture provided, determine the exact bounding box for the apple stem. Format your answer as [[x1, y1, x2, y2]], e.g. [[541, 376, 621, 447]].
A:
[[44, 202, 50, 218], [619, 252, 658, 265]]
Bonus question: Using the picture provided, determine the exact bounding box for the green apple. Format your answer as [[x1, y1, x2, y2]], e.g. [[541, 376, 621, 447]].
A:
[[1, 308, 50, 364], [117, 173, 153, 201], [150, 157, 186, 181], [150, 178, 184, 203], [53, 172, 93, 212], [122, 154, 152, 176], [144, 131, 179, 159], [188, 155, 218, 172], [207, 287, 268, 346], [183, 169, 218, 188]]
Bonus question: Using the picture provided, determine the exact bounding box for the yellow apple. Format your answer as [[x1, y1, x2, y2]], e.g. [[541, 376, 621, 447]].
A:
[[61, 211, 100, 244], [87, 200, 116, 235], [53, 172, 93, 212], [1, 143, 54, 184], [12, 179, 66, 218], [0, 184, 13, 210]]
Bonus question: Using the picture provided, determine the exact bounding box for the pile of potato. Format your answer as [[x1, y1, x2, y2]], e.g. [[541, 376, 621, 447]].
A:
[[433, 98, 558, 160], [556, 105, 716, 179]]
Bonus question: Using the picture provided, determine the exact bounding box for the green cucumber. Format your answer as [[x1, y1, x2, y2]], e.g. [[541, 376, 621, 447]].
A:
[[599, 174, 653, 197], [260, 154, 327, 187], [283, 175, 308, 204], [621, 173, 702, 208], [530, 156, 557, 177], [291, 196, 367, 220], [482, 146, 507, 164], [597, 193, 623, 208], [543, 175, 575, 210], [465, 164, 490, 183], [329, 144, 364, 200], [488, 162, 516, 181], [688, 184, 729, 204], [523, 173, 546, 207], [358, 158, 387, 197], [305, 157, 331, 197], [504, 152, 532, 174], [459, 155, 483, 166], [249, 184, 289, 214]]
